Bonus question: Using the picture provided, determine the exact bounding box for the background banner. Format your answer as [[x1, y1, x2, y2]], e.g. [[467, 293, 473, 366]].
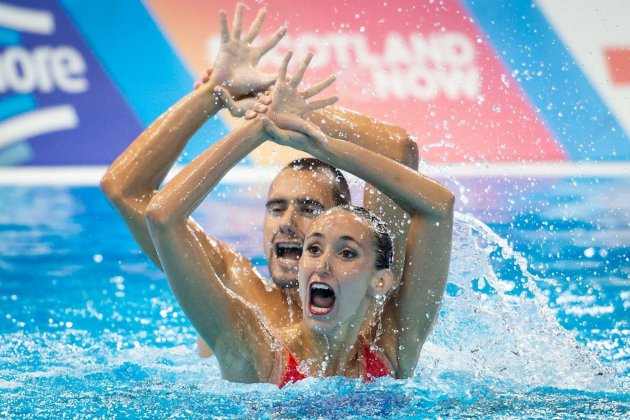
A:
[[1, 0, 628, 167]]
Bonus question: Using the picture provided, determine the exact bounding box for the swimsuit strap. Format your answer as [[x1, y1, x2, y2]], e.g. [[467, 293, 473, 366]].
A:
[[278, 348, 306, 389], [362, 343, 392, 381], [278, 343, 392, 388]]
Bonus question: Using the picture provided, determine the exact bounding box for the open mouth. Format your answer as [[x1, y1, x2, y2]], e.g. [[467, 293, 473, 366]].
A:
[[274, 242, 303, 269], [309, 282, 336, 315]]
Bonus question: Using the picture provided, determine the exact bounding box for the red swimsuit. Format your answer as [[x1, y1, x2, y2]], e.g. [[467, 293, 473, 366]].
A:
[[278, 344, 392, 388]]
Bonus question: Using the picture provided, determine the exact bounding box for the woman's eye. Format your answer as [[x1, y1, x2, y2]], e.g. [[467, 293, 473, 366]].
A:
[[307, 245, 321, 255], [340, 249, 357, 259]]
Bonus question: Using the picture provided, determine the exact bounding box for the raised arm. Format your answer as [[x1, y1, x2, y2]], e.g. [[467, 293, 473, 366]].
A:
[[308, 106, 418, 282], [100, 3, 286, 268], [144, 119, 277, 381], [143, 62, 339, 379], [100, 80, 221, 267], [285, 130, 453, 378], [255, 53, 454, 378], [307, 106, 418, 168], [255, 88, 418, 282]]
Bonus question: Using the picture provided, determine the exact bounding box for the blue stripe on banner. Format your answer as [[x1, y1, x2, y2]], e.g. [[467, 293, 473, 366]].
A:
[[0, 27, 20, 45], [58, 0, 229, 163], [0, 95, 36, 120], [462, 0, 630, 161], [58, 0, 191, 125]]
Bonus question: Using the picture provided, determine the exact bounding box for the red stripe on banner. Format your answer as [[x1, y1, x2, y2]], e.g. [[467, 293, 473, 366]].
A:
[[145, 0, 567, 164], [605, 48, 630, 84]]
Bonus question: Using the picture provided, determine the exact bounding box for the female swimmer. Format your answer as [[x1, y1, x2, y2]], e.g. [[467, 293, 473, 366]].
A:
[[144, 53, 454, 385]]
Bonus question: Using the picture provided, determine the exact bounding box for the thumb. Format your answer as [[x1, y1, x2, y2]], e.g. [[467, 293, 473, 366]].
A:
[[256, 73, 277, 91], [274, 113, 320, 138], [260, 117, 276, 134], [231, 97, 257, 117], [213, 86, 238, 110], [260, 117, 285, 141]]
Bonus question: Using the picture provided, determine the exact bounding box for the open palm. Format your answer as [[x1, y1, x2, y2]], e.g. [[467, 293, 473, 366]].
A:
[[252, 52, 338, 149], [268, 52, 337, 119], [209, 3, 286, 99]]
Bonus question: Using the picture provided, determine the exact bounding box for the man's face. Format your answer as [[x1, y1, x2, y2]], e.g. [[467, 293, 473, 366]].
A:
[[263, 168, 337, 289]]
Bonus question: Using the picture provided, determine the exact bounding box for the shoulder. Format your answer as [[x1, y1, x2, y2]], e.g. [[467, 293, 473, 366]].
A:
[[186, 219, 258, 279], [209, 236, 290, 324]]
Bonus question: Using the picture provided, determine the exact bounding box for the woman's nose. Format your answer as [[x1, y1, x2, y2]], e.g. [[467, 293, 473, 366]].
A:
[[316, 255, 331, 275]]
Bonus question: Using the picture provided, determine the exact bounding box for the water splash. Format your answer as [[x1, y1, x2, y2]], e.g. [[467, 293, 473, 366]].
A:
[[1, 185, 628, 417], [419, 211, 619, 392]]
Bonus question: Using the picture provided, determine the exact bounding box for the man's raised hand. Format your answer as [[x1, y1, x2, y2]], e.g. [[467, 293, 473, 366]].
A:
[[195, 3, 287, 117]]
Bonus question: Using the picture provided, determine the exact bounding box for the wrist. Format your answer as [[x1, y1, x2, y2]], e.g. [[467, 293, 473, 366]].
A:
[[243, 118, 270, 144], [302, 130, 328, 155], [198, 82, 226, 114]]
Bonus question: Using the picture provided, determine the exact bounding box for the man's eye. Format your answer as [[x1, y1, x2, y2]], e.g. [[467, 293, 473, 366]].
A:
[[301, 206, 322, 217], [340, 249, 357, 259], [267, 206, 284, 215]]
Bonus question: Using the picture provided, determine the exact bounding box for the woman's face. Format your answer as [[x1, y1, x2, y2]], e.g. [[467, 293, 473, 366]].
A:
[[298, 208, 380, 334]]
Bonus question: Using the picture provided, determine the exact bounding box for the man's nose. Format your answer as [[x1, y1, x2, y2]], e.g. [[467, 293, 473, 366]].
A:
[[279, 205, 297, 233]]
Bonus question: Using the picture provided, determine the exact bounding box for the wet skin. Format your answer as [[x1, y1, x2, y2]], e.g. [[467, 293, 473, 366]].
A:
[[102, 2, 419, 364], [299, 208, 392, 335], [131, 46, 453, 382], [263, 167, 337, 289]]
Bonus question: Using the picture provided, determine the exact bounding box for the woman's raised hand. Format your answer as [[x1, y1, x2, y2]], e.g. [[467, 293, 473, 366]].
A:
[[246, 52, 338, 148], [255, 52, 337, 118], [195, 3, 287, 117]]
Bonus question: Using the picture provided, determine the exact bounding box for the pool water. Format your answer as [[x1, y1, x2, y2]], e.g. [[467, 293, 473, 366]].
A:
[[0, 176, 628, 418]]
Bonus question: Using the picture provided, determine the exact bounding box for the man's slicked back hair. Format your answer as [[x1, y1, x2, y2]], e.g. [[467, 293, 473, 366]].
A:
[[284, 158, 351, 206]]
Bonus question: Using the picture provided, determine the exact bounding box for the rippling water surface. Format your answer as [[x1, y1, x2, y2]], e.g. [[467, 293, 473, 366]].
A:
[[0, 177, 628, 418]]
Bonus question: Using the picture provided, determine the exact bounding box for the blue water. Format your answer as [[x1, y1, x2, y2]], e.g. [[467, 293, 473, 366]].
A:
[[0, 177, 628, 418]]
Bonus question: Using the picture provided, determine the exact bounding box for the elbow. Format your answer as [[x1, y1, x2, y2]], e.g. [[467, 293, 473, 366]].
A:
[[145, 194, 175, 228], [390, 129, 419, 169], [402, 133, 419, 169], [436, 190, 456, 221], [420, 189, 455, 221], [444, 191, 455, 216], [100, 170, 124, 205]]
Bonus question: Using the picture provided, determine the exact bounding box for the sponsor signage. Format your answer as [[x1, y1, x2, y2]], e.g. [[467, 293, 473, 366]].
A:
[[0, 0, 628, 167], [147, 0, 564, 164], [0, 0, 141, 165]]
